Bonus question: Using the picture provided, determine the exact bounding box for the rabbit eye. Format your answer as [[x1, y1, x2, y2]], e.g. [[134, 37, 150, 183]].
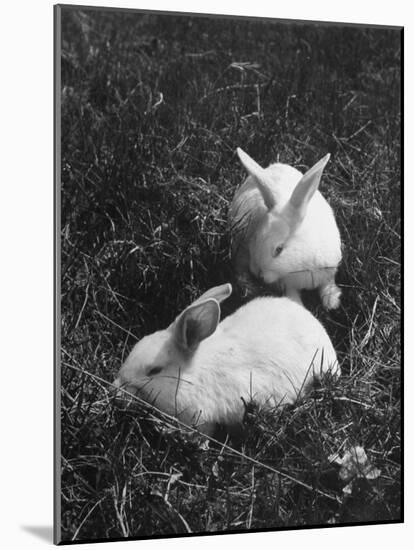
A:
[[147, 366, 163, 377], [273, 245, 284, 257]]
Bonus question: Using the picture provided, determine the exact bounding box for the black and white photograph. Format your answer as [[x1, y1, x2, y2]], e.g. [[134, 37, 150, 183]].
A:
[[55, 4, 402, 544]]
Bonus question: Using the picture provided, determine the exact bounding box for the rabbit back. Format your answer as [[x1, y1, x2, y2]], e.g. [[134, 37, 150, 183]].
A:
[[176, 296, 339, 429]]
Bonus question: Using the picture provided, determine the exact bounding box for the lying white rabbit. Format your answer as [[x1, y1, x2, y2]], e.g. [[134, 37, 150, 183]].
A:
[[114, 283, 339, 436], [230, 148, 342, 310]]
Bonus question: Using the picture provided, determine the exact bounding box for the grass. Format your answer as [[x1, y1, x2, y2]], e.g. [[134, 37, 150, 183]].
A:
[[58, 7, 402, 543]]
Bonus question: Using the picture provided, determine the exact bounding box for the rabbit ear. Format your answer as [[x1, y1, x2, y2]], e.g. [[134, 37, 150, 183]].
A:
[[191, 283, 232, 307], [237, 148, 275, 210], [174, 299, 220, 351], [286, 154, 330, 224]]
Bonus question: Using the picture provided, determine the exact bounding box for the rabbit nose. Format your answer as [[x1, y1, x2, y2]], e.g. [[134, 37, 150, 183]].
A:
[[113, 379, 139, 406], [112, 378, 125, 401]]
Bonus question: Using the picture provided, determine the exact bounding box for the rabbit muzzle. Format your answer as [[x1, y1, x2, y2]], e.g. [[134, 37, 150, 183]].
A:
[[112, 378, 140, 407]]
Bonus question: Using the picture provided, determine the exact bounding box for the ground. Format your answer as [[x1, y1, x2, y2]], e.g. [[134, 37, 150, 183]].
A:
[[59, 7, 401, 542]]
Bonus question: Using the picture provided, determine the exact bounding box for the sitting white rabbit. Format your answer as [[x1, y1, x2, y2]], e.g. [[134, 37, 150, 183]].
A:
[[114, 283, 339, 436], [230, 148, 342, 309]]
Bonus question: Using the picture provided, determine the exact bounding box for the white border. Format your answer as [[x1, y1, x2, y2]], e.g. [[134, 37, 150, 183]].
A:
[[0, 1, 409, 548]]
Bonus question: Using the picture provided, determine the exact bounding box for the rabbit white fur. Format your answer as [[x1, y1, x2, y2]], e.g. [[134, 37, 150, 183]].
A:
[[230, 148, 342, 310], [114, 283, 339, 436]]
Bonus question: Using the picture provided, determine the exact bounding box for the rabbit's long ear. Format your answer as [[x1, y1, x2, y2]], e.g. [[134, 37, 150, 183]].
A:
[[286, 154, 330, 224], [191, 283, 232, 307], [237, 148, 275, 210], [174, 299, 220, 351]]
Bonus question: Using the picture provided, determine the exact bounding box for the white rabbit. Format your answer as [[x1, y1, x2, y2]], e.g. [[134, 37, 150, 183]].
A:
[[114, 283, 339, 436], [230, 148, 342, 310]]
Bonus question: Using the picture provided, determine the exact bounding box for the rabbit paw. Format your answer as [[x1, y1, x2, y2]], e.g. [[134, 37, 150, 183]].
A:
[[320, 284, 341, 310]]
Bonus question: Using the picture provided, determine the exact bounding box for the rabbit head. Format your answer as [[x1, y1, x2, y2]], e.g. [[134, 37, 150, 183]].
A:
[[114, 284, 232, 427], [232, 148, 342, 310], [236, 148, 331, 284]]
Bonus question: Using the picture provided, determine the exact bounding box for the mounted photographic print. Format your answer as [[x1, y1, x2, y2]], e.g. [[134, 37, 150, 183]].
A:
[[54, 4, 403, 544]]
